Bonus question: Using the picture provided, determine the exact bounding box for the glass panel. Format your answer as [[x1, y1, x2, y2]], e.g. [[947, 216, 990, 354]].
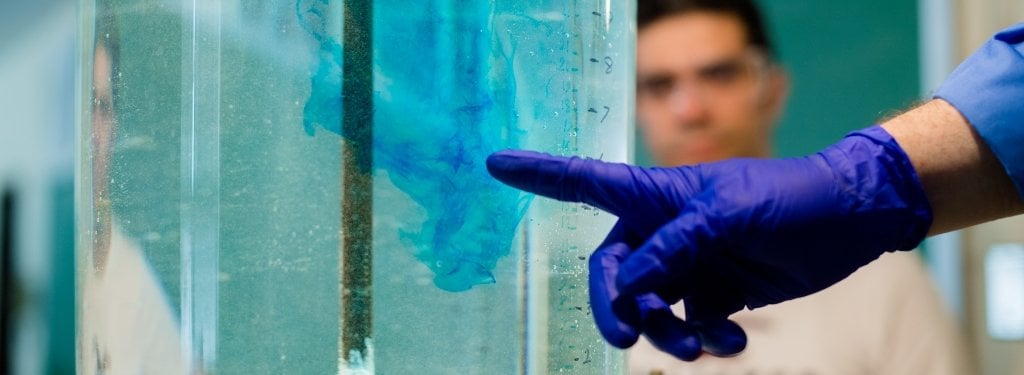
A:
[[77, 0, 633, 373]]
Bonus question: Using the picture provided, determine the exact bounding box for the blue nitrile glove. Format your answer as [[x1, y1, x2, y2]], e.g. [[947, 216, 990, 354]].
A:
[[935, 23, 1024, 195], [487, 125, 933, 361], [588, 230, 745, 360]]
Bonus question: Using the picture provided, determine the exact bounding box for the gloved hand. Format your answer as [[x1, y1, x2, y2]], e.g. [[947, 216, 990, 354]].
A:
[[487, 125, 933, 361]]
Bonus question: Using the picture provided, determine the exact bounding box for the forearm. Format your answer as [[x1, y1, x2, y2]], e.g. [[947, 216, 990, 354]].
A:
[[881, 99, 1024, 235]]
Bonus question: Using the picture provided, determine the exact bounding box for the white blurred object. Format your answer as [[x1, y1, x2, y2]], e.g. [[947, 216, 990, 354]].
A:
[[985, 244, 1024, 341]]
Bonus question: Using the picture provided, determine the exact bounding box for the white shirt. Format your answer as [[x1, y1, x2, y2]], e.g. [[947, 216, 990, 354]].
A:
[[629, 251, 972, 375], [79, 225, 189, 375]]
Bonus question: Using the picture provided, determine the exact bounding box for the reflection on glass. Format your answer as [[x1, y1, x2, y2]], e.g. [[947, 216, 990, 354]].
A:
[[77, 0, 632, 373], [78, 4, 189, 373]]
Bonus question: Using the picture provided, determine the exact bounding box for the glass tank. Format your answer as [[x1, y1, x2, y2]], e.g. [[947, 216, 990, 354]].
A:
[[76, 0, 633, 373]]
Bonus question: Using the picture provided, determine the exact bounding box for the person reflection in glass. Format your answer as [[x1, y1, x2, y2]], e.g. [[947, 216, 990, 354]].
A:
[[79, 6, 190, 374]]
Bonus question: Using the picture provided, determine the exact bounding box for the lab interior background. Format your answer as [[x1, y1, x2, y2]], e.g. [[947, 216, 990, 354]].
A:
[[1, 0, 1023, 373]]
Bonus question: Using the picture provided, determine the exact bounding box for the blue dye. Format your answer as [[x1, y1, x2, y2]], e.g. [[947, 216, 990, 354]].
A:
[[298, 1, 531, 292], [301, 39, 342, 136], [296, 0, 343, 136]]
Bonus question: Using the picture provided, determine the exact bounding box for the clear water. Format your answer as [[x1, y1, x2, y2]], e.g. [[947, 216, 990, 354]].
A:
[[78, 0, 633, 373]]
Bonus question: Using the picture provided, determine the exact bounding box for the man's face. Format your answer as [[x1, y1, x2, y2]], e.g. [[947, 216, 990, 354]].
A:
[[636, 12, 786, 166], [92, 44, 115, 189]]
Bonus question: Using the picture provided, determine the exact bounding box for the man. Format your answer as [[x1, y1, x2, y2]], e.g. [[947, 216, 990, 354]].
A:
[[485, 0, 992, 372], [489, 1, 1023, 369], [625, 1, 970, 373]]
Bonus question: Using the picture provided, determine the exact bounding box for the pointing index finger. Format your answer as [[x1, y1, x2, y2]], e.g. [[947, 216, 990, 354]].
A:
[[486, 150, 685, 220]]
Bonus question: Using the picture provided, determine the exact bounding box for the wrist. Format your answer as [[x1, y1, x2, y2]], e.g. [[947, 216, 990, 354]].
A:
[[826, 124, 933, 249], [882, 100, 1024, 235]]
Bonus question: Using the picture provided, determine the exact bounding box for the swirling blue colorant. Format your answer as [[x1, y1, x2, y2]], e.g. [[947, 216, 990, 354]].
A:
[[298, 1, 531, 292], [297, 0, 343, 136], [302, 38, 343, 136]]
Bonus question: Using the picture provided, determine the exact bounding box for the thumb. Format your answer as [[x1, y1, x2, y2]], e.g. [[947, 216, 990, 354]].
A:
[[641, 298, 703, 361], [685, 298, 747, 357]]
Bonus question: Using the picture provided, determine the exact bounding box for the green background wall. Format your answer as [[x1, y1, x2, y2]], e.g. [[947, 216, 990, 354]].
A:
[[762, 0, 920, 157]]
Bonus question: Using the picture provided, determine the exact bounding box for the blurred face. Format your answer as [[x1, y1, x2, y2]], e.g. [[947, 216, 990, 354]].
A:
[[92, 44, 115, 185], [92, 43, 115, 271], [636, 12, 787, 166]]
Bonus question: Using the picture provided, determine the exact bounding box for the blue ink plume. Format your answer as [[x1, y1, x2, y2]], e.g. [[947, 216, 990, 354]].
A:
[[299, 0, 531, 292]]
